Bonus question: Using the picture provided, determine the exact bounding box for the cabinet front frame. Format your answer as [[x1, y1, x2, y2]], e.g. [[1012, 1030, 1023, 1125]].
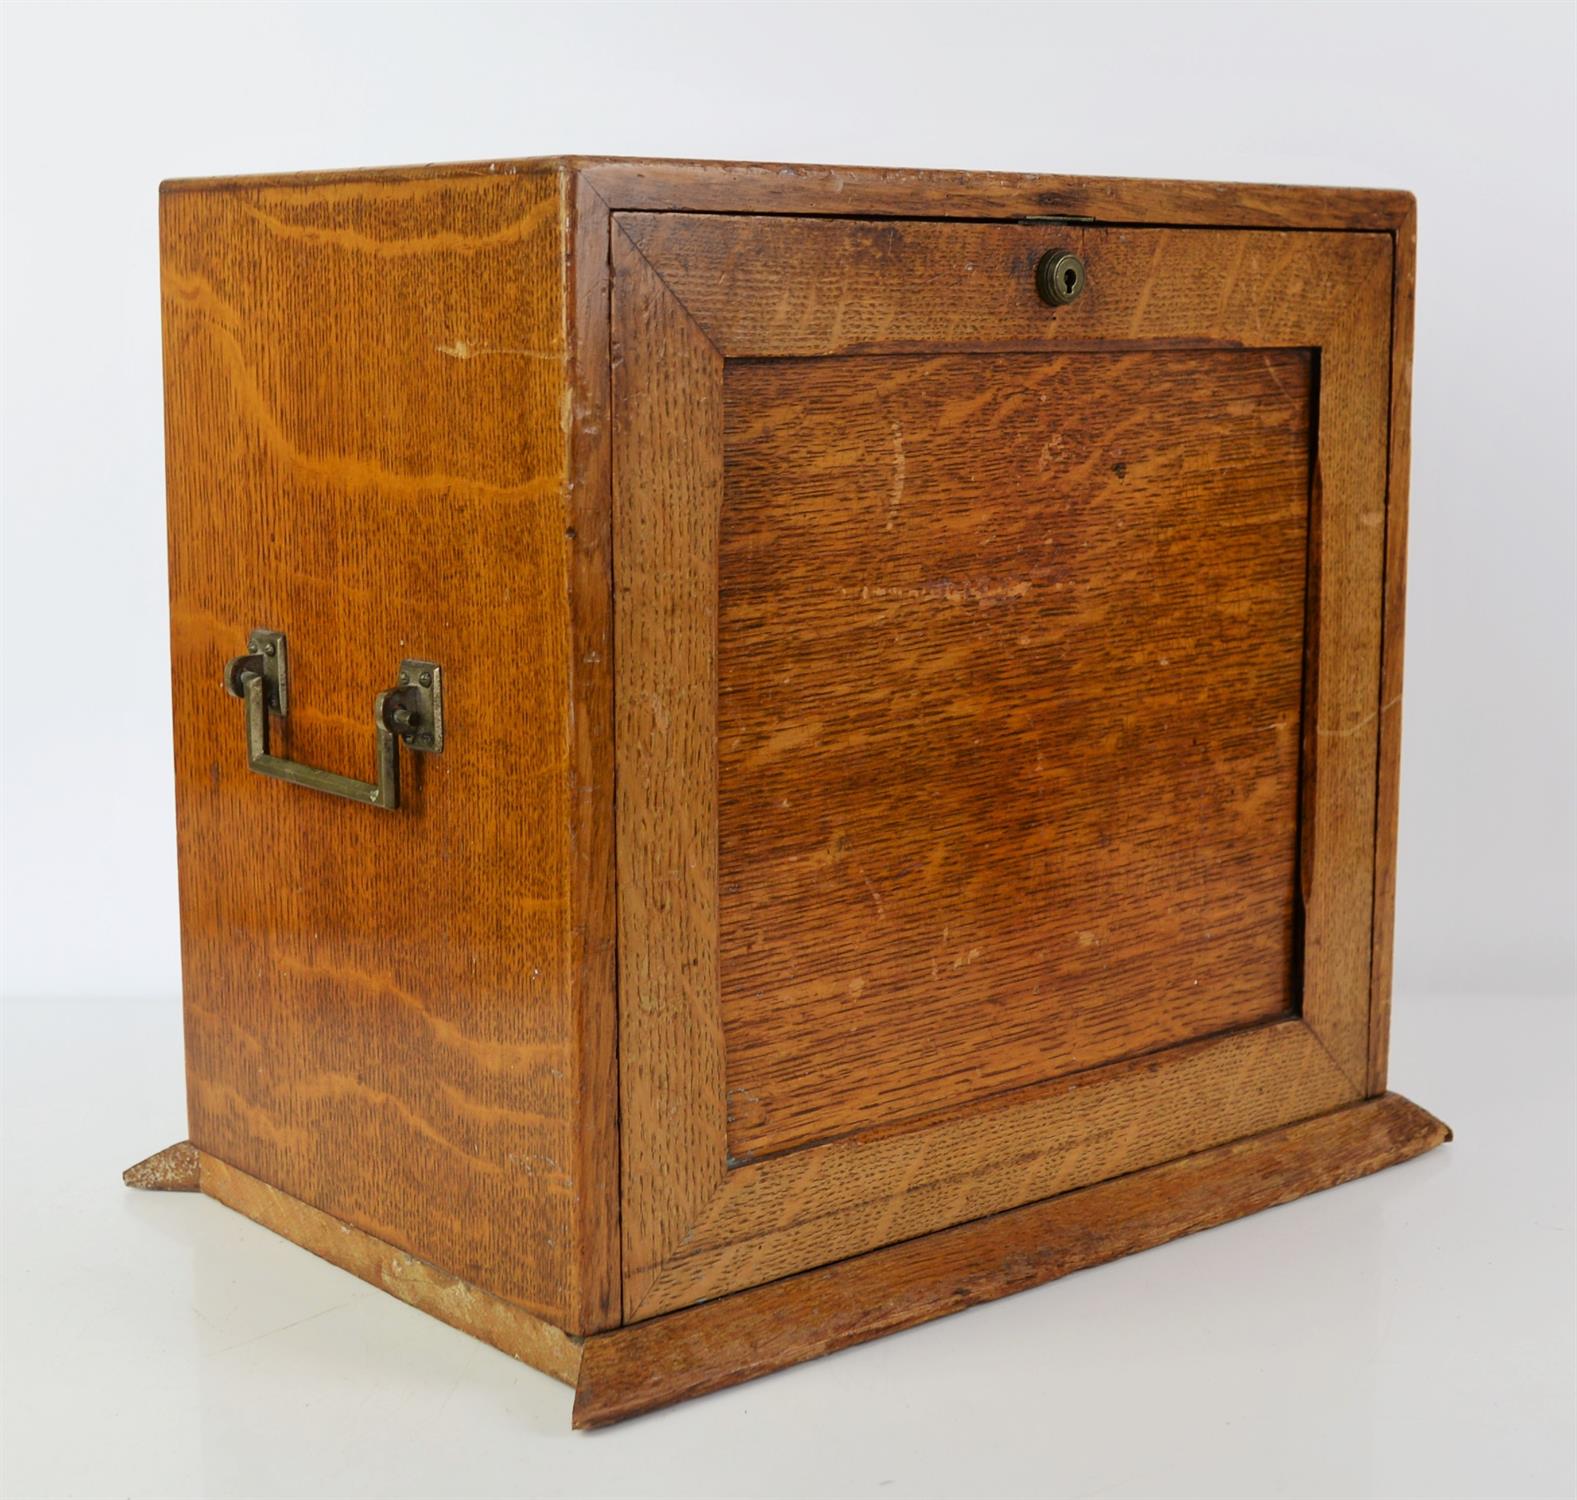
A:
[[610, 209, 1397, 1321]]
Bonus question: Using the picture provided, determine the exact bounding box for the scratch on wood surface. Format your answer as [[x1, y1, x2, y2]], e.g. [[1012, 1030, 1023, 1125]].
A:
[[1259, 348, 1303, 406], [1216, 235, 1251, 317], [163, 269, 560, 504], [844, 581, 1032, 605], [1316, 695, 1401, 740], [436, 340, 557, 361], [1126, 232, 1168, 336], [507, 1151, 564, 1178], [886, 419, 906, 531]]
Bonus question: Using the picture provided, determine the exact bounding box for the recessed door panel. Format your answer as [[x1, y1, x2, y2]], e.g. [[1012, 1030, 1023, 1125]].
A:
[[719, 348, 1313, 1158]]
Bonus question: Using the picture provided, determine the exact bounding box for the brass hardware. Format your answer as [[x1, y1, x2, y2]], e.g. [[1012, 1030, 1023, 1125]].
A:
[[223, 629, 443, 810], [1036, 248, 1087, 307]]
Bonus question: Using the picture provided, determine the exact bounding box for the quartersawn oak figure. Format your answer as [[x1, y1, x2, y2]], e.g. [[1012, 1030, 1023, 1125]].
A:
[[133, 155, 1444, 1426]]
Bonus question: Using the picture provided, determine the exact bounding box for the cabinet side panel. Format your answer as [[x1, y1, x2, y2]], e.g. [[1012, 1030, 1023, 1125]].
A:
[[161, 170, 586, 1324]]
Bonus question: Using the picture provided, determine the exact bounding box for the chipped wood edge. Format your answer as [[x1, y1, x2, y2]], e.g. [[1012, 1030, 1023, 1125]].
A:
[[123, 1140, 201, 1191], [197, 1151, 583, 1387], [571, 1092, 1450, 1428]]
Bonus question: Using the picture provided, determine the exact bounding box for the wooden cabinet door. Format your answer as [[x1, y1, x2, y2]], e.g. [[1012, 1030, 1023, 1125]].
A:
[[613, 212, 1394, 1320]]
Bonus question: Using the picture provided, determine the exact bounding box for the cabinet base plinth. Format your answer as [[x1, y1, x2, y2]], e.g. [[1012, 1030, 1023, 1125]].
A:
[[124, 1092, 1448, 1428]]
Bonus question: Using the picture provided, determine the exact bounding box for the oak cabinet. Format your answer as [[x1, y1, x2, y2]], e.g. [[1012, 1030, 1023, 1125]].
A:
[[134, 157, 1446, 1426]]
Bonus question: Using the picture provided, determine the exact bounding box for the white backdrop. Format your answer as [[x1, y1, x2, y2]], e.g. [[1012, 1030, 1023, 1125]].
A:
[[3, 9, 1574, 1499], [3, 1, 1573, 1003]]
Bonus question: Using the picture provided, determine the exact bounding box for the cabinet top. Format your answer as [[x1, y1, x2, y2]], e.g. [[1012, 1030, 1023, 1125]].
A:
[[160, 154, 1414, 233]]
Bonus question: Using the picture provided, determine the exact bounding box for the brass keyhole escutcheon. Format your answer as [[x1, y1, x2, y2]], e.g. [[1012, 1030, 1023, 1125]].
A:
[[1036, 248, 1087, 307]]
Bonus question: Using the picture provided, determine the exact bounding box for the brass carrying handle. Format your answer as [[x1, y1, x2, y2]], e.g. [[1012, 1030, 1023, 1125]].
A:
[[223, 630, 444, 810]]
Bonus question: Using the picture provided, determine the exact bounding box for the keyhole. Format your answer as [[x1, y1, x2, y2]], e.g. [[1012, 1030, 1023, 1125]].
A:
[[1036, 248, 1087, 307]]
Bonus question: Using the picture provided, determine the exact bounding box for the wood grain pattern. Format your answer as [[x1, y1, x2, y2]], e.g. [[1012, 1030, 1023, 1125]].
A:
[[610, 222, 727, 1319], [614, 212, 1392, 1317], [719, 349, 1313, 1156], [616, 212, 1389, 357], [161, 167, 618, 1332], [577, 158, 1416, 230], [573, 1091, 1450, 1427], [165, 157, 1415, 233], [198, 1150, 583, 1386], [563, 169, 622, 1325], [1296, 253, 1394, 1091], [155, 160, 1421, 1397], [634, 1018, 1352, 1313], [1367, 197, 1418, 1093]]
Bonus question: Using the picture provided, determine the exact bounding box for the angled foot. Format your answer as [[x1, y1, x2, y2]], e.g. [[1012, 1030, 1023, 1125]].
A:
[[123, 1141, 201, 1191]]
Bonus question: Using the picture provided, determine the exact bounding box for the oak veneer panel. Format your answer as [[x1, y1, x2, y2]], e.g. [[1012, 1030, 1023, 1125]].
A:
[[161, 167, 618, 1331], [719, 348, 1313, 1157]]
